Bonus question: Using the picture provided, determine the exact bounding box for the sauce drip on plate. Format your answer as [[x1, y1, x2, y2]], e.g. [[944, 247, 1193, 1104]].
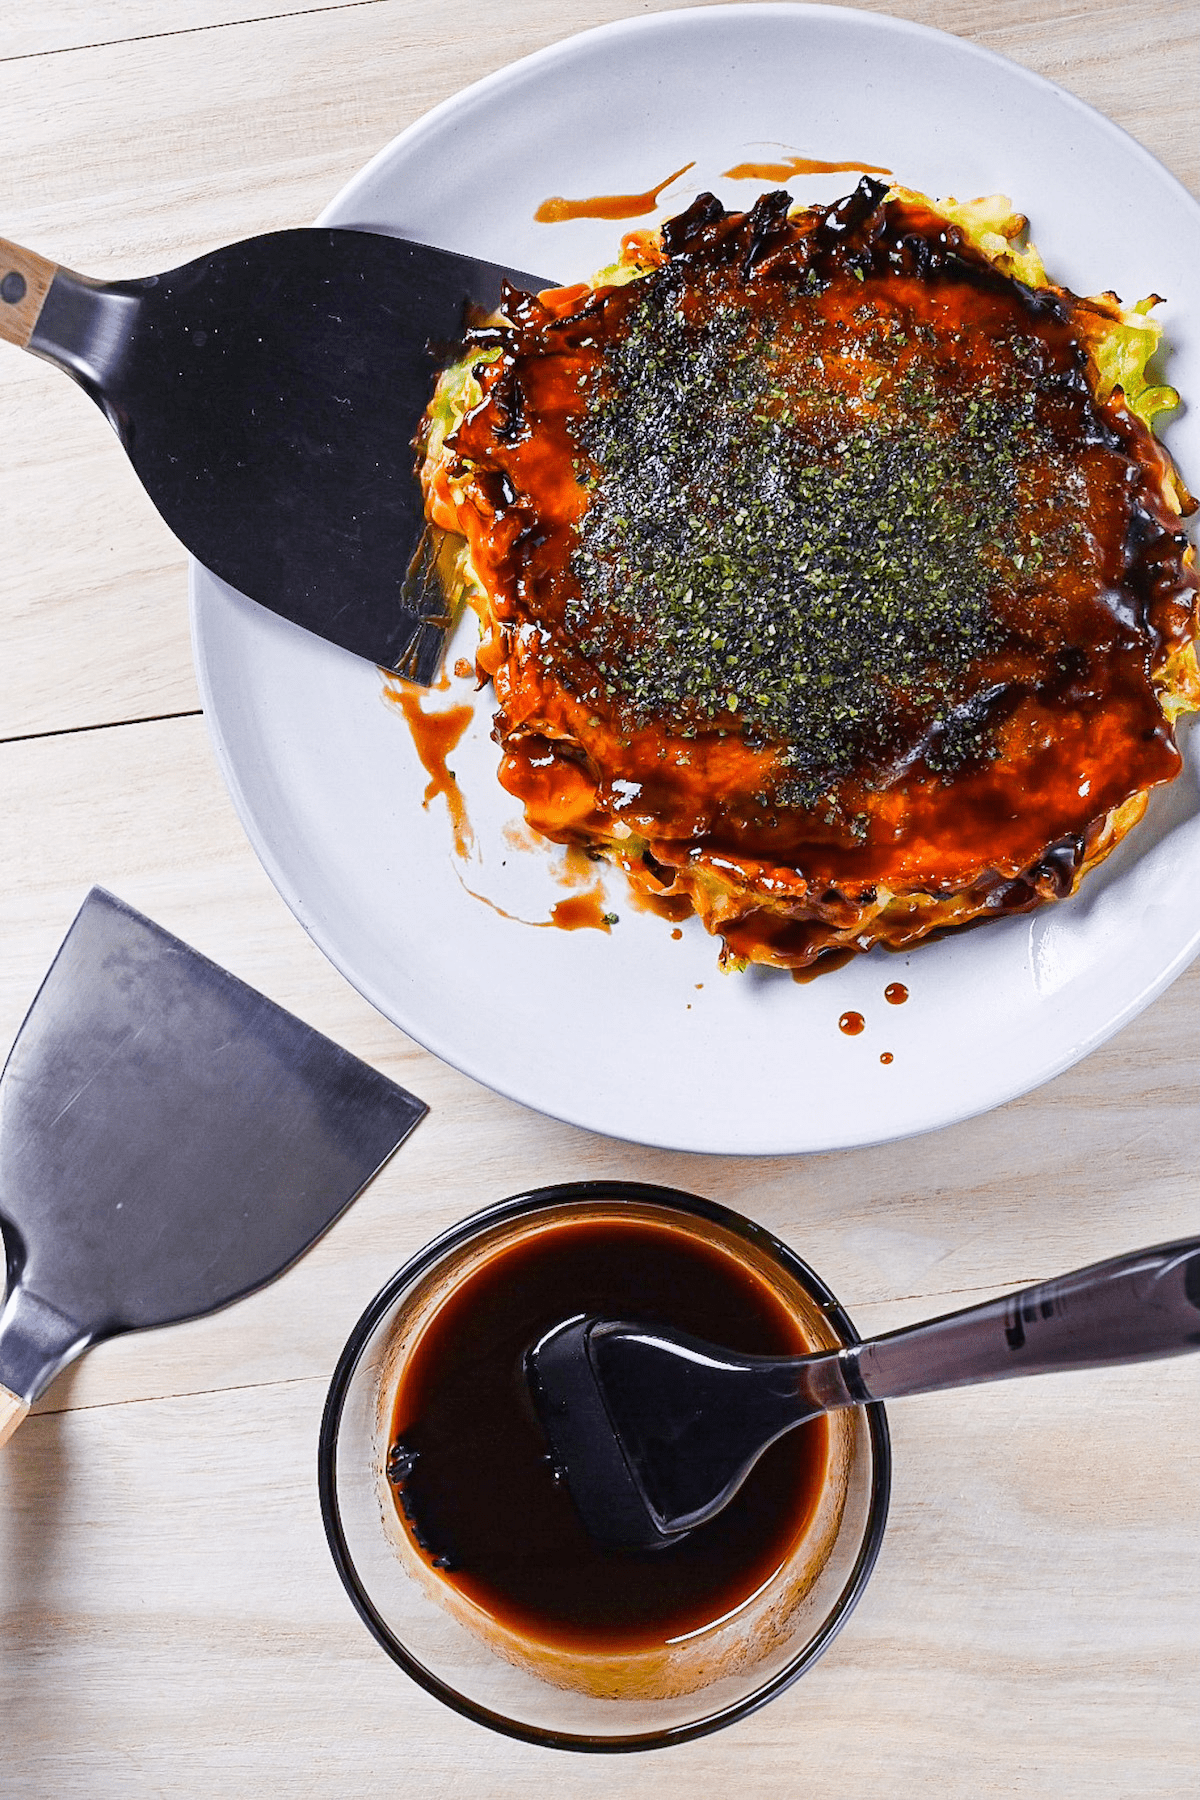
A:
[[387, 682, 474, 859], [535, 162, 695, 224], [723, 154, 892, 181], [550, 887, 613, 930]]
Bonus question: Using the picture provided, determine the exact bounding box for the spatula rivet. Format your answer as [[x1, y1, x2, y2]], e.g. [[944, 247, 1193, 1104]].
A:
[[1, 272, 27, 305]]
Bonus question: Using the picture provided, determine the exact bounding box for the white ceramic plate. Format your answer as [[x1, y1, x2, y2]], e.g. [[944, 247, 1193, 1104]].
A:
[[191, 4, 1200, 1156]]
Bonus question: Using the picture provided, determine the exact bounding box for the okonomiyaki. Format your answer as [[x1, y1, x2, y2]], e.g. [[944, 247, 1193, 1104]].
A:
[[416, 179, 1200, 974]]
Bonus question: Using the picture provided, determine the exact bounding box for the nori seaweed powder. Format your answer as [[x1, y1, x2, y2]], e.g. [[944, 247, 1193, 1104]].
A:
[[563, 232, 1078, 807]]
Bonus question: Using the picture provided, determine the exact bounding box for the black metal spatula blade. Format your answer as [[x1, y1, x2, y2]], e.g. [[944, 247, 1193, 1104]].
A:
[[0, 888, 426, 1442], [0, 229, 552, 680]]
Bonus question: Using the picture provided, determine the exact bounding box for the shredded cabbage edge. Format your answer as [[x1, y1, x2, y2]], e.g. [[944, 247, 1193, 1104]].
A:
[[911, 189, 1178, 430], [602, 186, 1180, 429]]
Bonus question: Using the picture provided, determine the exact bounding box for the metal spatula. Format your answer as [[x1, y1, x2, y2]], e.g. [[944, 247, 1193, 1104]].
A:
[[0, 887, 426, 1445], [0, 230, 552, 682]]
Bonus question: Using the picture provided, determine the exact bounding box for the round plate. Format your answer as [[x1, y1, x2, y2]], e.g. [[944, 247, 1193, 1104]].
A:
[[191, 3, 1200, 1156]]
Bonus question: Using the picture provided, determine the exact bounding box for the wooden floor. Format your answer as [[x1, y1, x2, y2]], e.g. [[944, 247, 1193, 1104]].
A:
[[2, 2, 1198, 1793]]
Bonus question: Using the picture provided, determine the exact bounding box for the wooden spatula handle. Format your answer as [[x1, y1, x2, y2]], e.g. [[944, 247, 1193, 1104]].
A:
[[0, 1381, 29, 1446], [0, 238, 59, 349]]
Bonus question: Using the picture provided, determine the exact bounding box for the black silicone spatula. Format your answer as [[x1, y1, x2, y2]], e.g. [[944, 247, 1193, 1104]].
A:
[[0, 887, 426, 1445], [0, 229, 552, 682], [529, 1238, 1200, 1546]]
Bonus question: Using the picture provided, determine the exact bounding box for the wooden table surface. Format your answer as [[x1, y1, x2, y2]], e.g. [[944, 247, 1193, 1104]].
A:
[[2, 2, 1197, 1793]]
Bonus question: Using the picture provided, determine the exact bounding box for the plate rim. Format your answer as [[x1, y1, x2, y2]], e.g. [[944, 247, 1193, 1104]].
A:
[[191, 3, 1200, 1156], [316, 3, 1200, 239]]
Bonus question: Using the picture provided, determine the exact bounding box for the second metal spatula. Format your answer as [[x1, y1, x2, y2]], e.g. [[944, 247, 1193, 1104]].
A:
[[0, 228, 552, 681], [0, 888, 427, 1445]]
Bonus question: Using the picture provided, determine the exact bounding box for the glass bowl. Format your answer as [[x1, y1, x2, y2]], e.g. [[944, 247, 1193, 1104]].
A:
[[318, 1181, 890, 1751]]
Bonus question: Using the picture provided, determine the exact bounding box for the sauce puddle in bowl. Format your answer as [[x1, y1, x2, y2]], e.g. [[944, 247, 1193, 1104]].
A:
[[320, 1184, 891, 1741], [386, 1214, 830, 1666]]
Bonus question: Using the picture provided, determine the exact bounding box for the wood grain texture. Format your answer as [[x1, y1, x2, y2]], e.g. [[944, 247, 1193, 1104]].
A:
[[0, 1382, 29, 1444], [0, 237, 58, 348], [1, 2, 1198, 1794], [1, 1364, 1196, 1797], [0, 0, 394, 63]]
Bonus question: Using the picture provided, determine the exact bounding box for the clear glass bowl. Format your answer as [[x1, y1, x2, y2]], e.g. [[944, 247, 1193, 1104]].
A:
[[318, 1181, 890, 1751]]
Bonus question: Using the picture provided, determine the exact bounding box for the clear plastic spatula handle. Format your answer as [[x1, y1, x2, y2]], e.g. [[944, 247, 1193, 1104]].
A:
[[831, 1237, 1200, 1409]]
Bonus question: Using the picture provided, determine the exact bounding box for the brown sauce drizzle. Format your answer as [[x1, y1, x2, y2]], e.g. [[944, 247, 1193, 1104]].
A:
[[450, 861, 615, 934], [791, 946, 858, 983], [723, 154, 892, 181], [550, 887, 613, 931], [535, 161, 695, 224], [879, 1051, 894, 1065], [451, 871, 533, 926], [388, 682, 474, 859], [388, 668, 618, 932], [839, 1010, 865, 1036], [884, 982, 909, 1005]]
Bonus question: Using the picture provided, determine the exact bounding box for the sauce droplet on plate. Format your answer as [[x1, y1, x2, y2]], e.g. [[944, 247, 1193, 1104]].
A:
[[884, 982, 909, 1005], [879, 1051, 894, 1065], [838, 1010, 865, 1036]]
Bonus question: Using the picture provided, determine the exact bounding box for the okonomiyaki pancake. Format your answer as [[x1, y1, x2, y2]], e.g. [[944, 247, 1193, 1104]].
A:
[[417, 178, 1200, 973]]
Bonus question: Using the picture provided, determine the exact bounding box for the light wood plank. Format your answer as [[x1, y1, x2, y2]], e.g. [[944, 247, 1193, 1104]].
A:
[[1, 363, 200, 743], [4, 0, 1198, 207], [2, 6, 1199, 1792], [0, 1361, 1195, 1797], [0, 0, 392, 63]]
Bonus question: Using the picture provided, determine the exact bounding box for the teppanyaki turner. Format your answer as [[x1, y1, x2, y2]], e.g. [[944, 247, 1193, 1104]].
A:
[[0, 229, 554, 684], [0, 887, 426, 1445]]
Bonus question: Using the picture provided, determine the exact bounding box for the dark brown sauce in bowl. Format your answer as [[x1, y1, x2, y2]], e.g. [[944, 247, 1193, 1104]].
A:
[[387, 1214, 829, 1655], [318, 1185, 891, 1742]]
